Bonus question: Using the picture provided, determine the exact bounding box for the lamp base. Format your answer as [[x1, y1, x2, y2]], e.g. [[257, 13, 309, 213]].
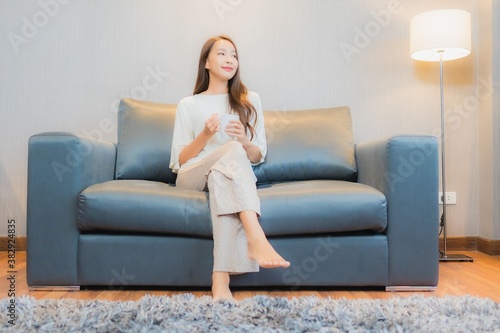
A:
[[439, 253, 474, 262]]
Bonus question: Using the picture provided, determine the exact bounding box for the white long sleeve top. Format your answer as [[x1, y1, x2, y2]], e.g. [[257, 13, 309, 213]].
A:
[[169, 91, 267, 173]]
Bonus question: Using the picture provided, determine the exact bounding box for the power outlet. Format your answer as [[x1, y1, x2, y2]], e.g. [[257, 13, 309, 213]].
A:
[[439, 192, 457, 205]]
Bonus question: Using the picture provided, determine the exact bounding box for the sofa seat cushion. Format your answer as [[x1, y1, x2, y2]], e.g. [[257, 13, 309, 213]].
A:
[[258, 180, 387, 237], [78, 179, 386, 238], [78, 180, 212, 238]]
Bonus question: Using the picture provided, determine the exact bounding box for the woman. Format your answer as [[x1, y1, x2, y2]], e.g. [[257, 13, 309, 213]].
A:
[[170, 35, 290, 300]]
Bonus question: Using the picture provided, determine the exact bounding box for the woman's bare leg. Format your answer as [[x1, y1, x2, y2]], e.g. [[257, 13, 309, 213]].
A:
[[212, 272, 234, 301], [239, 210, 290, 268]]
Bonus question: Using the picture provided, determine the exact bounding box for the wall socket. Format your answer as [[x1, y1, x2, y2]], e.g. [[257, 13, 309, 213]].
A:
[[439, 192, 457, 205]]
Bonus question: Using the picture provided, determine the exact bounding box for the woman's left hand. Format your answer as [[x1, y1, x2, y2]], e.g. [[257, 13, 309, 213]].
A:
[[224, 120, 250, 144], [225, 119, 262, 163]]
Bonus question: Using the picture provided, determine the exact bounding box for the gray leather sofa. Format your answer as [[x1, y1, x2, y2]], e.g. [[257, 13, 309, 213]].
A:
[[27, 98, 439, 291]]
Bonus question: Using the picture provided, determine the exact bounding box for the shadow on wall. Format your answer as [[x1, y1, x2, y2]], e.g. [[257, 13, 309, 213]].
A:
[[0, 162, 24, 235], [412, 55, 474, 85]]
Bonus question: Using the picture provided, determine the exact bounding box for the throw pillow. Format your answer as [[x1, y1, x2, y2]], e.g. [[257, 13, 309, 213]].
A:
[[253, 107, 357, 184], [115, 98, 177, 184]]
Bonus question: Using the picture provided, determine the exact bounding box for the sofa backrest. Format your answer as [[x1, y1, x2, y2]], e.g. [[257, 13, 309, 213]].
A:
[[115, 98, 357, 185], [253, 107, 357, 184]]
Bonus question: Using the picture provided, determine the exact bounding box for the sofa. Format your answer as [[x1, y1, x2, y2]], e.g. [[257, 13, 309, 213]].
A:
[[27, 98, 439, 291]]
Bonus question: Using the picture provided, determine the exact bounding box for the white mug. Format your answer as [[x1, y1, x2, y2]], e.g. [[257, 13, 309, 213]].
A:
[[219, 114, 239, 140]]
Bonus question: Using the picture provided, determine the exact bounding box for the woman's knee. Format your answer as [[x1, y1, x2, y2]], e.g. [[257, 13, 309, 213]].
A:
[[207, 141, 252, 181], [224, 141, 247, 158], [225, 140, 244, 151]]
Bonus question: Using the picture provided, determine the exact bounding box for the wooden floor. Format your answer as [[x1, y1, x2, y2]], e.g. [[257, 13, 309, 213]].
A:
[[2, 251, 499, 302]]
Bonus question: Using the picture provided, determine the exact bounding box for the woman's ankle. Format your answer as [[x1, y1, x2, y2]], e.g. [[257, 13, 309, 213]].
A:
[[212, 272, 233, 301]]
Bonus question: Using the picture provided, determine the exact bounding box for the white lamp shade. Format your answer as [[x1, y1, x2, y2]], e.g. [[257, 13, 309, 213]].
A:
[[410, 9, 471, 62]]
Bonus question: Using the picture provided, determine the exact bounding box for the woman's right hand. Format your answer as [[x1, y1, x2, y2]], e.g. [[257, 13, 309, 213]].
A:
[[204, 113, 220, 137], [179, 113, 220, 166]]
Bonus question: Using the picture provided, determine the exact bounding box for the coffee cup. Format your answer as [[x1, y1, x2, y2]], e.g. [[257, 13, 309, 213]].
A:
[[219, 114, 239, 140]]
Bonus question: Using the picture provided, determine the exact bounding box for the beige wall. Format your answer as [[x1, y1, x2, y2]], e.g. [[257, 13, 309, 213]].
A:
[[0, 0, 497, 238], [491, 0, 500, 239], [478, 0, 494, 239]]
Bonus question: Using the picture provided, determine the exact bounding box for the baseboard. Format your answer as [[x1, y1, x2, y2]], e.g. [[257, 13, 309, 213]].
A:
[[439, 236, 500, 255], [1, 236, 499, 255], [477, 237, 500, 255], [439, 236, 477, 251], [0, 236, 27, 251]]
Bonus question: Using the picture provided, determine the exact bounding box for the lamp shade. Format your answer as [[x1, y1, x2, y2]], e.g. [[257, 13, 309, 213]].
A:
[[410, 9, 471, 62]]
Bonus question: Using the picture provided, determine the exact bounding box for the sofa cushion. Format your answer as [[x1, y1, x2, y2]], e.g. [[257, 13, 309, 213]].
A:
[[115, 98, 177, 184], [77, 180, 212, 238], [258, 180, 387, 236], [254, 107, 357, 184], [77, 179, 386, 237]]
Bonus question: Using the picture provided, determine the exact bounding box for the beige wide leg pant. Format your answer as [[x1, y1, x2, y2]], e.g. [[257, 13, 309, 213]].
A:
[[176, 141, 260, 274]]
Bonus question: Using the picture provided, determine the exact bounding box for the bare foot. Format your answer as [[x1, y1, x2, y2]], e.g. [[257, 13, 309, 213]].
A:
[[238, 210, 290, 269], [212, 272, 235, 301], [248, 238, 291, 269]]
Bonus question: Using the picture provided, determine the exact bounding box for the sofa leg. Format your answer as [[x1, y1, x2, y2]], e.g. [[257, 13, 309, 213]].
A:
[[386, 286, 437, 292], [28, 286, 80, 292]]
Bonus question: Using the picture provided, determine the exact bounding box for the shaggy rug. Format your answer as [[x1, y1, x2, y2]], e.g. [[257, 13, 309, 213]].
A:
[[1, 294, 499, 332]]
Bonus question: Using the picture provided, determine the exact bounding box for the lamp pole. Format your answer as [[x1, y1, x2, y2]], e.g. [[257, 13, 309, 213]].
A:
[[439, 52, 448, 258], [438, 52, 472, 262]]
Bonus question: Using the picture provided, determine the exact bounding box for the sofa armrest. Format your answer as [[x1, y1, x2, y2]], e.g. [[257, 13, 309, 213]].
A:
[[355, 135, 439, 286], [27, 132, 116, 286]]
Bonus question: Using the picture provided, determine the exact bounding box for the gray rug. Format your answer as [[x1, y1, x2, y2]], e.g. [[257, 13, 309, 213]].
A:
[[1, 294, 499, 332]]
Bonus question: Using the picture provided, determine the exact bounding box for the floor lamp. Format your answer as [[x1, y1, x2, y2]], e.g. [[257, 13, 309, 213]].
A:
[[410, 9, 473, 262]]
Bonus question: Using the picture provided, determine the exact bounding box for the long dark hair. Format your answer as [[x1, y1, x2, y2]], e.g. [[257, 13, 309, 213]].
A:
[[193, 35, 257, 139]]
